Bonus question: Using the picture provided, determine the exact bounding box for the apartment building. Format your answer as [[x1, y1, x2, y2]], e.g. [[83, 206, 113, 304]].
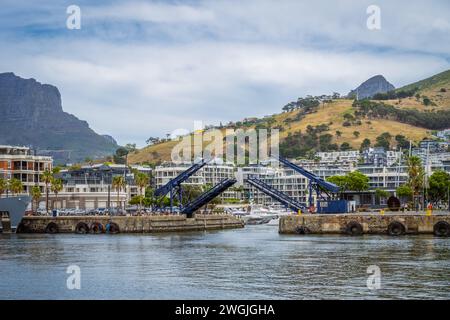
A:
[[316, 151, 360, 164], [356, 165, 408, 190], [48, 163, 152, 210], [0, 145, 53, 194]]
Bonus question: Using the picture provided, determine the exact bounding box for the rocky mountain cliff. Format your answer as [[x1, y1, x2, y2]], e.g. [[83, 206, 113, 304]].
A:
[[0, 72, 118, 164], [348, 75, 395, 99]]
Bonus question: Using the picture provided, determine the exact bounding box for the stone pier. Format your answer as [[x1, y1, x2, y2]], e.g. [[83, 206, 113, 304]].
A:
[[17, 214, 244, 234], [279, 212, 450, 236]]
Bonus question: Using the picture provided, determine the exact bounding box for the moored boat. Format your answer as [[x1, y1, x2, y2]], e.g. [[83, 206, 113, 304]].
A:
[[0, 196, 31, 231]]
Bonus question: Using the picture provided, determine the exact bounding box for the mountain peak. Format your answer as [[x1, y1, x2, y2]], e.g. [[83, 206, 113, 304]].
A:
[[348, 74, 395, 99], [0, 72, 118, 164]]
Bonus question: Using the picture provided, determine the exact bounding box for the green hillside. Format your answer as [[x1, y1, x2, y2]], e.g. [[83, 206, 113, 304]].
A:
[[128, 69, 450, 165]]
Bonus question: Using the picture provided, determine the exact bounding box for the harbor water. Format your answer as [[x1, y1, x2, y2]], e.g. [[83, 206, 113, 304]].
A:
[[0, 225, 449, 299]]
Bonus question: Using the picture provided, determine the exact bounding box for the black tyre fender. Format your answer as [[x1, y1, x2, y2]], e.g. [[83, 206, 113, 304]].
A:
[[295, 226, 310, 234], [75, 222, 89, 234], [345, 221, 363, 236], [90, 222, 104, 234], [388, 221, 406, 236], [433, 221, 450, 237], [106, 222, 120, 234], [45, 222, 59, 234]]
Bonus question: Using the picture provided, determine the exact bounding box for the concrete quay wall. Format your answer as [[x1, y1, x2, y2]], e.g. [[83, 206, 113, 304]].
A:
[[279, 212, 450, 236], [17, 214, 244, 234]]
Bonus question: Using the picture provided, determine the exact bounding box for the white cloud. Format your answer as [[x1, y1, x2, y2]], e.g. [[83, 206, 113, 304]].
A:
[[0, 0, 449, 147], [87, 1, 215, 24]]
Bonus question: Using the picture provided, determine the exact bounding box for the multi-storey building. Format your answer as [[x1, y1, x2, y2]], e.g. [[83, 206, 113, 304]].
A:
[[0, 145, 53, 194], [412, 148, 450, 166], [356, 165, 408, 190], [48, 163, 152, 210], [316, 151, 360, 164], [436, 129, 450, 140]]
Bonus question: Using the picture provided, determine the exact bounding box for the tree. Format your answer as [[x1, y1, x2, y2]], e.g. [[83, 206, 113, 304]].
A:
[[406, 156, 424, 210], [353, 131, 360, 138], [327, 175, 348, 191], [346, 171, 369, 191], [428, 170, 450, 203], [327, 171, 369, 193], [124, 143, 137, 153], [395, 134, 409, 150], [30, 186, 42, 214], [360, 138, 371, 150], [113, 147, 129, 164], [0, 178, 7, 197], [335, 130, 342, 138], [8, 178, 23, 195], [332, 92, 340, 99], [134, 172, 149, 212], [181, 185, 203, 206], [375, 188, 389, 204], [41, 169, 54, 213], [51, 179, 63, 210], [129, 195, 144, 206], [146, 137, 161, 145], [375, 132, 392, 149], [396, 184, 413, 207], [112, 175, 126, 211], [343, 113, 355, 121], [340, 142, 351, 151]]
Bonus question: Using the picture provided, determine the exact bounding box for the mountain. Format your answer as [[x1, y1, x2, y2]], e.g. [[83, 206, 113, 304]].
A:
[[348, 75, 395, 99], [0, 72, 118, 164], [128, 69, 450, 165]]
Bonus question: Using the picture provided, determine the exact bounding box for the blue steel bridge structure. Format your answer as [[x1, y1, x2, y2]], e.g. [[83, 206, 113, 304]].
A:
[[153, 159, 236, 218], [245, 157, 347, 214], [153, 156, 347, 216]]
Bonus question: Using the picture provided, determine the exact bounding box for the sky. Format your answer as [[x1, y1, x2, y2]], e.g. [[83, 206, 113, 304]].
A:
[[0, 0, 449, 147]]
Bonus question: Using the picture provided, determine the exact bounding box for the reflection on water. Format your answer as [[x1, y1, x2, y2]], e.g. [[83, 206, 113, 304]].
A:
[[0, 225, 449, 299]]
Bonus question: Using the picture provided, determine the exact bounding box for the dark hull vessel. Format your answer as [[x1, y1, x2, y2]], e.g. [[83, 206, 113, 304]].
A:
[[0, 196, 31, 231]]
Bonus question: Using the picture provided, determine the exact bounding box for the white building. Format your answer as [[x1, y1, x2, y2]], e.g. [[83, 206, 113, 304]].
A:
[[0, 145, 53, 194], [316, 151, 360, 164], [48, 163, 152, 210]]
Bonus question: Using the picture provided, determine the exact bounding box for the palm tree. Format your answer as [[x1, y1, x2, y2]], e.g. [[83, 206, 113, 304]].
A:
[[30, 186, 42, 215], [8, 178, 23, 195], [407, 156, 425, 210], [51, 179, 63, 210], [0, 178, 7, 198], [41, 169, 54, 214], [134, 172, 149, 212], [112, 175, 126, 212]]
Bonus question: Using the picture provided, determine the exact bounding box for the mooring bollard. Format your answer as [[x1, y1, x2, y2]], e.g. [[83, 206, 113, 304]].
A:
[[380, 209, 385, 215], [426, 209, 432, 216], [297, 209, 302, 216]]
